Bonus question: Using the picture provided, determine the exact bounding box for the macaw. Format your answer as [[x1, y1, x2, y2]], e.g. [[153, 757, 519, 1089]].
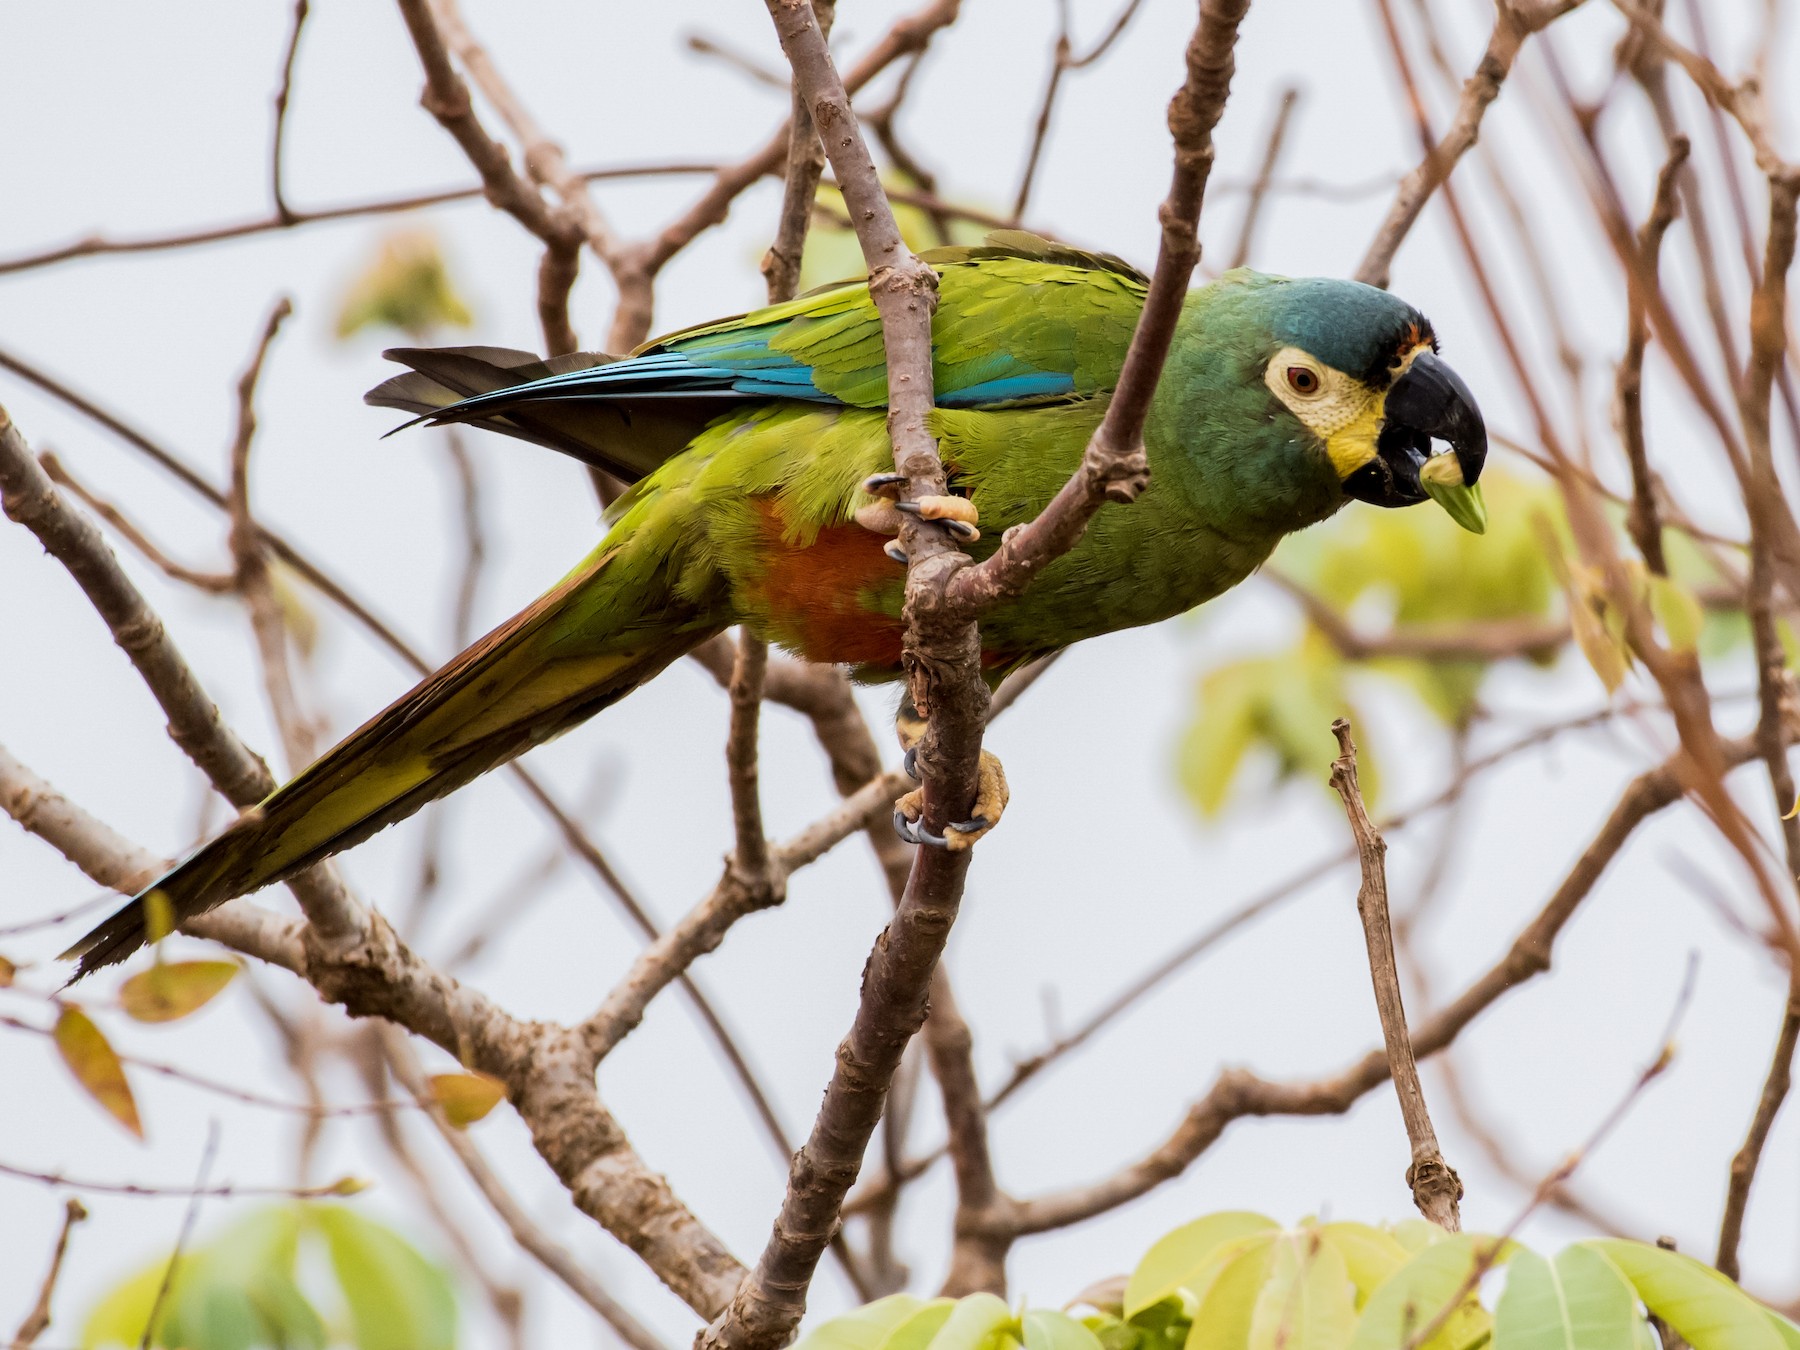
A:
[[64, 232, 1486, 979]]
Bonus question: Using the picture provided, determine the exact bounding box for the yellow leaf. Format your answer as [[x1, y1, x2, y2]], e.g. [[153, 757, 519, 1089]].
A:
[[429, 1071, 506, 1128], [326, 1175, 371, 1196], [54, 1005, 143, 1139], [142, 890, 175, 945], [119, 960, 239, 1023]]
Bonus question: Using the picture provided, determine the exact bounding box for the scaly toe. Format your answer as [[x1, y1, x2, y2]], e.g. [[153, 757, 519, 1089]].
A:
[[855, 502, 905, 536]]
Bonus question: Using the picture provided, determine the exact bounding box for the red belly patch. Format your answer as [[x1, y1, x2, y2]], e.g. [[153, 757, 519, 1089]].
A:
[[746, 502, 906, 668]]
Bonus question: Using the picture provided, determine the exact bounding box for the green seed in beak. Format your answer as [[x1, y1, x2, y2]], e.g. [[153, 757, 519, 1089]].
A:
[[1419, 453, 1486, 535]]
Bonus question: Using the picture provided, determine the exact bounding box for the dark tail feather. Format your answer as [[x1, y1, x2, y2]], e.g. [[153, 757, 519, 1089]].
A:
[[367, 346, 721, 484], [63, 550, 723, 981]]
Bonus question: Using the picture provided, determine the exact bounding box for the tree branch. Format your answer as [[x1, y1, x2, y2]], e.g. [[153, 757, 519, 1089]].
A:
[[8, 1198, 87, 1350], [1355, 0, 1584, 290], [1328, 720, 1461, 1232], [1005, 733, 1759, 1235]]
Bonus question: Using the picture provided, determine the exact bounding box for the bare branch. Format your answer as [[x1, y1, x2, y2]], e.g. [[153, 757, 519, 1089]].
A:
[[1619, 136, 1688, 576], [944, 0, 1251, 617], [641, 0, 963, 278], [1011, 0, 1148, 223], [0, 1157, 349, 1201], [0, 163, 720, 278], [1355, 0, 1584, 290], [1328, 720, 1461, 1232], [1006, 734, 1759, 1234], [140, 1122, 221, 1350], [37, 453, 234, 593], [1717, 991, 1800, 1280], [376, 1027, 668, 1350], [270, 0, 310, 223], [224, 298, 320, 775], [1225, 84, 1300, 271], [8, 1198, 87, 1350], [391, 0, 584, 353], [0, 405, 271, 806]]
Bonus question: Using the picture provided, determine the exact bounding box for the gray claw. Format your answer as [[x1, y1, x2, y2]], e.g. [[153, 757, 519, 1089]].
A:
[[942, 518, 979, 541], [863, 472, 908, 498], [947, 815, 989, 835], [883, 539, 908, 564], [893, 809, 948, 848], [903, 746, 920, 780]]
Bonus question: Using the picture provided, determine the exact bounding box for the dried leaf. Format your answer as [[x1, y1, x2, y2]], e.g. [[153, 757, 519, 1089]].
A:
[[0, 953, 16, 987], [119, 960, 239, 1023], [428, 1071, 506, 1128], [54, 1005, 143, 1138]]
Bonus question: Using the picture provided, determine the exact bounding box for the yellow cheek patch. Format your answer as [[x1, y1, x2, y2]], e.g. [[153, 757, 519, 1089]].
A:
[[1324, 397, 1384, 478]]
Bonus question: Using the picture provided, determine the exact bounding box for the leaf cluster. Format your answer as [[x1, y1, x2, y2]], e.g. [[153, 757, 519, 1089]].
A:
[[797, 1210, 1800, 1350], [82, 1205, 456, 1350]]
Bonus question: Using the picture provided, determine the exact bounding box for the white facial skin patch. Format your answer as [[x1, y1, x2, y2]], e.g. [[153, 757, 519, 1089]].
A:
[[1264, 341, 1433, 479]]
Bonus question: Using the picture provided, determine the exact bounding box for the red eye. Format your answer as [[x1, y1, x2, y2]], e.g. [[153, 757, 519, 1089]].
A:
[[1286, 366, 1321, 395]]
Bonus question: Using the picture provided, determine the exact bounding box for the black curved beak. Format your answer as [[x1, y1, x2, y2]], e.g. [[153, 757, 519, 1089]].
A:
[[1342, 351, 1487, 508]]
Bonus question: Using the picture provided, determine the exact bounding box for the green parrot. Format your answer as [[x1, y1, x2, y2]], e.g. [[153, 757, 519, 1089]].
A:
[[64, 232, 1485, 979]]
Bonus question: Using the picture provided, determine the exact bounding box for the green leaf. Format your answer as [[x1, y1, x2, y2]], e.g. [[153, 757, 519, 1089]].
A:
[[119, 961, 238, 1023], [1646, 574, 1704, 652], [311, 1205, 456, 1350], [879, 1299, 959, 1350], [1247, 1230, 1356, 1350], [1185, 1235, 1276, 1350], [1024, 1309, 1105, 1350], [1492, 1245, 1641, 1350], [1768, 1310, 1800, 1348], [1583, 1240, 1784, 1350], [1349, 1233, 1509, 1350], [55, 1004, 142, 1139], [1126, 1213, 1280, 1316], [82, 1208, 323, 1350], [931, 1293, 1018, 1350], [1319, 1222, 1412, 1308], [797, 1295, 928, 1350]]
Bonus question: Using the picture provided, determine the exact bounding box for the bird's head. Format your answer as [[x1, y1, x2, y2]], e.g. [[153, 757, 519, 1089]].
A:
[[1185, 272, 1489, 534]]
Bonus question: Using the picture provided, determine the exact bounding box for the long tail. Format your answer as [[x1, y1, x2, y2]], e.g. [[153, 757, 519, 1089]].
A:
[[64, 551, 720, 979]]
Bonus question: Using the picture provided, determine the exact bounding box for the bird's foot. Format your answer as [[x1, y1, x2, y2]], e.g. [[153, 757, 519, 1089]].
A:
[[856, 477, 980, 548], [893, 748, 1009, 851]]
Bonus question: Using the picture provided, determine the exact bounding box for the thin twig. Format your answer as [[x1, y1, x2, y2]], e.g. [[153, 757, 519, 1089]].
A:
[[1003, 735, 1758, 1236], [1226, 84, 1300, 271], [224, 298, 319, 776], [0, 163, 720, 277], [1401, 959, 1696, 1350], [8, 1198, 87, 1350], [38, 453, 234, 593], [1010, 0, 1147, 223], [270, 0, 310, 223], [376, 1027, 668, 1350], [1356, 0, 1584, 289], [140, 1121, 221, 1350], [0, 1158, 359, 1201], [1328, 720, 1461, 1232], [1716, 991, 1800, 1279], [1619, 136, 1689, 576]]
